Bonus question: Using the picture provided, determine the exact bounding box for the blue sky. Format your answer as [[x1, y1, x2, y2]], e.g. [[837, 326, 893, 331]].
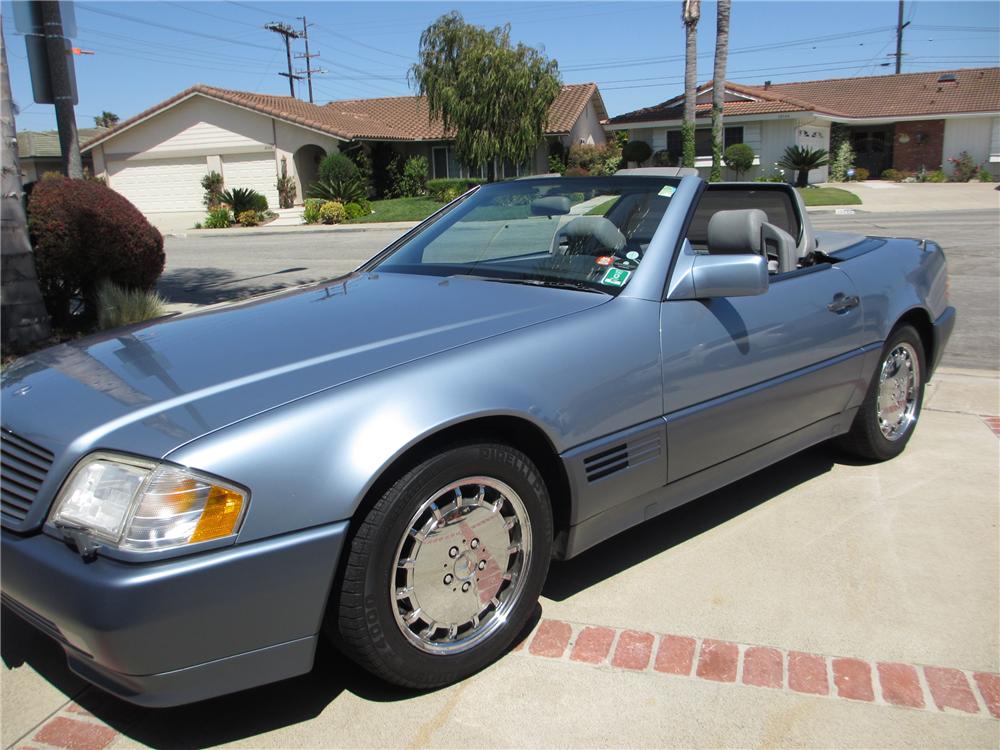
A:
[[5, 0, 998, 133]]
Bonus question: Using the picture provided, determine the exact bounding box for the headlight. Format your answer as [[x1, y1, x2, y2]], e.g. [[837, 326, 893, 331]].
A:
[[49, 452, 247, 552]]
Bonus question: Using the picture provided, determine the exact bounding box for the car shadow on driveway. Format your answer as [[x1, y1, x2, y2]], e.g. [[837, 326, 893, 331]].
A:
[[3, 446, 842, 748], [543, 444, 838, 600]]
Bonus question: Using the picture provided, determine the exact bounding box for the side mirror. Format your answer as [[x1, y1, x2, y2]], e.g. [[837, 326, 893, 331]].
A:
[[689, 253, 768, 298]]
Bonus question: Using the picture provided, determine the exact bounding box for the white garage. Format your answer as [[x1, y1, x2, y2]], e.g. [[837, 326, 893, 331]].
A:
[[222, 153, 279, 209], [106, 156, 208, 214]]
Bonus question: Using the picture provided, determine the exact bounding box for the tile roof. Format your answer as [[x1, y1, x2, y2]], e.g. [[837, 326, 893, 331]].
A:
[[19, 127, 108, 158], [608, 67, 1000, 125], [82, 83, 605, 150]]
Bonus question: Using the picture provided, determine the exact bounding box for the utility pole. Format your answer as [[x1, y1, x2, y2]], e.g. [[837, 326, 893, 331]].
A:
[[893, 0, 910, 74], [295, 16, 322, 104], [39, 0, 81, 177], [264, 22, 302, 97]]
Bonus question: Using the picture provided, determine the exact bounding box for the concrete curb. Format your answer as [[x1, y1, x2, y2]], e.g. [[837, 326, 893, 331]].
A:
[[169, 221, 420, 239]]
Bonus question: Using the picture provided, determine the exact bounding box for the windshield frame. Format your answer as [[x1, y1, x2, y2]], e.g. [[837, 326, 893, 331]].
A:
[[361, 176, 683, 295]]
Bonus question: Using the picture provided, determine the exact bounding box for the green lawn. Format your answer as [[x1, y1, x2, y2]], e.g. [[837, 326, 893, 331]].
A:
[[345, 197, 444, 224], [796, 187, 862, 206]]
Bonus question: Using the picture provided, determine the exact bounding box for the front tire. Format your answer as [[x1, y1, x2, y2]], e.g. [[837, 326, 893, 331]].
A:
[[839, 325, 925, 461], [333, 443, 552, 688]]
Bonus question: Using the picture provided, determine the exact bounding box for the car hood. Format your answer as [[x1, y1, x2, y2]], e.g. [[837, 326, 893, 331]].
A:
[[1, 272, 608, 459]]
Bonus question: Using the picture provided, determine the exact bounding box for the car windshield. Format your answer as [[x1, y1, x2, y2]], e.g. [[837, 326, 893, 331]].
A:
[[370, 176, 679, 293]]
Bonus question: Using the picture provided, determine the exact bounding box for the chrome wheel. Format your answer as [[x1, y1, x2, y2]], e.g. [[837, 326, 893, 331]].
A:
[[876, 342, 920, 441], [391, 476, 532, 655]]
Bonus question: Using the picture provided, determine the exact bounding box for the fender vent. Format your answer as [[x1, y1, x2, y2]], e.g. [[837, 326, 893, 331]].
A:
[[583, 433, 662, 483], [1, 427, 53, 525]]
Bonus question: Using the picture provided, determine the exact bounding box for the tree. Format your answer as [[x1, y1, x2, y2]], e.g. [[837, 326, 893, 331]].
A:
[[709, 0, 731, 182], [681, 0, 701, 169], [410, 12, 561, 180], [723, 143, 754, 180], [778, 146, 830, 187], [94, 111, 120, 128], [1, 17, 51, 350]]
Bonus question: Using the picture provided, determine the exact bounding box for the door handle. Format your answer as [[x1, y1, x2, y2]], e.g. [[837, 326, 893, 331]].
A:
[[827, 294, 860, 313]]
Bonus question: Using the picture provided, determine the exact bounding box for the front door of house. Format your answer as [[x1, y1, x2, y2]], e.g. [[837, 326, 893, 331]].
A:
[[850, 127, 894, 178]]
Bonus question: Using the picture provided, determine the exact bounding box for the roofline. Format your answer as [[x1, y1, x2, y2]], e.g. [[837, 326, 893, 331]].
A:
[[608, 108, 1000, 131], [82, 88, 351, 151]]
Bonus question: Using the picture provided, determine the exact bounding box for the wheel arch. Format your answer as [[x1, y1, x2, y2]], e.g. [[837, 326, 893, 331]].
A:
[[892, 306, 935, 372]]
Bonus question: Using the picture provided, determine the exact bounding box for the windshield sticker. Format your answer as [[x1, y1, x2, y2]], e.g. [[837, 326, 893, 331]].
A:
[[626, 251, 640, 261], [658, 185, 676, 198], [595, 256, 615, 266], [601, 268, 631, 287]]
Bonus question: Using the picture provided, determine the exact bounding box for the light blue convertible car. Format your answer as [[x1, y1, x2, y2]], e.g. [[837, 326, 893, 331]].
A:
[[1, 172, 954, 706]]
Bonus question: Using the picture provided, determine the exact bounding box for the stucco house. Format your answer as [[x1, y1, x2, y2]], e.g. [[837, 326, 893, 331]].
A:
[[81, 83, 608, 227], [607, 67, 1000, 183], [17, 127, 106, 183]]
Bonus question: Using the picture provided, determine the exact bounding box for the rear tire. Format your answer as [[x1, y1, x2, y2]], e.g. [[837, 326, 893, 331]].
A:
[[332, 442, 552, 689], [839, 325, 925, 461]]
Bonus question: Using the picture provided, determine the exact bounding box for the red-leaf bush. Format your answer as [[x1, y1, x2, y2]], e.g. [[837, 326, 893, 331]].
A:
[[28, 178, 165, 327]]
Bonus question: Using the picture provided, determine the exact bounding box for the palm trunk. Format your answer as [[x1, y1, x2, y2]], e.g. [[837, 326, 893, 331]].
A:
[[709, 0, 731, 182], [1, 17, 51, 351], [681, 0, 700, 168]]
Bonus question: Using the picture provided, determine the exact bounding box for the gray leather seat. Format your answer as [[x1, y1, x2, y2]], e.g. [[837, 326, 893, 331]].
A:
[[707, 209, 798, 274]]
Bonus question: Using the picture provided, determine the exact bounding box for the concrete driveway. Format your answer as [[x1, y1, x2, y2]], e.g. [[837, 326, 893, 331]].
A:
[[2, 369, 997, 749]]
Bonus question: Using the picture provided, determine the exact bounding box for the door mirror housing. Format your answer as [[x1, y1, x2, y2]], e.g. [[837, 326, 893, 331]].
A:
[[672, 253, 769, 300]]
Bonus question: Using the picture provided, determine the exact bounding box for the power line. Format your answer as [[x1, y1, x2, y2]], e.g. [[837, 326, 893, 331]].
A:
[[264, 22, 303, 96]]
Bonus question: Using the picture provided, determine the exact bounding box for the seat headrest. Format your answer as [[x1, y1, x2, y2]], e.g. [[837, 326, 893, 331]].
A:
[[707, 209, 768, 254], [558, 216, 627, 251]]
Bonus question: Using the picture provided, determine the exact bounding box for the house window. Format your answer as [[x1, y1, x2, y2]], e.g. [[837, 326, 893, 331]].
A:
[[666, 126, 745, 159], [432, 146, 449, 179]]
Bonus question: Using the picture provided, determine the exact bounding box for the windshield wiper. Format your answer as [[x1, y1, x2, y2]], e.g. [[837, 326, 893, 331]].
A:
[[465, 275, 611, 295]]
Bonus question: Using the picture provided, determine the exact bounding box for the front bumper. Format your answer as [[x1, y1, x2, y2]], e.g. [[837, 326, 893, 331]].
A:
[[1, 521, 348, 707], [930, 306, 956, 376]]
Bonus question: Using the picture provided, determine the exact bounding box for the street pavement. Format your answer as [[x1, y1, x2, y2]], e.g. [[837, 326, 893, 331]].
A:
[[2, 368, 997, 748], [160, 207, 999, 371]]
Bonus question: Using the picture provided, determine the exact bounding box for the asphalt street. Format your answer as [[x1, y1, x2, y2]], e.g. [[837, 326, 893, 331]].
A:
[[161, 207, 999, 370]]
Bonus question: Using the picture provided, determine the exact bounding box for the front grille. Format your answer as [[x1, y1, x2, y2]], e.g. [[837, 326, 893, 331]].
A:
[[1, 428, 54, 524]]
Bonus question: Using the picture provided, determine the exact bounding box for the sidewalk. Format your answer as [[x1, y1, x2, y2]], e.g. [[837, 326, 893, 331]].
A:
[[816, 181, 1000, 213], [167, 220, 421, 239]]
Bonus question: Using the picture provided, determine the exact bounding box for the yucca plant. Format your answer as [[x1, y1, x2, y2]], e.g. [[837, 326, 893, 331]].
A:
[[778, 146, 830, 187], [308, 176, 367, 204], [96, 279, 166, 330], [219, 187, 264, 216]]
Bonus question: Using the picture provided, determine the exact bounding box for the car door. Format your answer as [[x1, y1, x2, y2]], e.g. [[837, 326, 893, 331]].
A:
[[660, 263, 865, 482]]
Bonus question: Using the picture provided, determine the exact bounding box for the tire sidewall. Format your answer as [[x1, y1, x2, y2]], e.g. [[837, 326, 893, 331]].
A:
[[862, 325, 926, 460], [354, 443, 552, 687]]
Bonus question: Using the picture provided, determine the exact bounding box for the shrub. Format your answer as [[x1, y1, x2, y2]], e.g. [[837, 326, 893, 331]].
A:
[[41, 170, 64, 181], [563, 166, 590, 177], [652, 149, 677, 167], [96, 279, 166, 330], [204, 207, 232, 228], [319, 152, 360, 184], [318, 201, 346, 224], [547, 154, 564, 174], [979, 167, 994, 182], [397, 155, 429, 197], [343, 202, 367, 220], [219, 187, 264, 216], [723, 143, 755, 180], [237, 209, 261, 226], [777, 145, 829, 187], [853, 167, 869, 182], [276, 157, 296, 209], [922, 169, 947, 183], [251, 192, 268, 212], [340, 142, 373, 193], [881, 168, 904, 181], [201, 171, 224, 208], [622, 140, 653, 165], [302, 199, 324, 224], [427, 178, 484, 202], [27, 178, 164, 326], [947, 151, 978, 182], [309, 175, 367, 204], [567, 142, 622, 176], [828, 140, 855, 182]]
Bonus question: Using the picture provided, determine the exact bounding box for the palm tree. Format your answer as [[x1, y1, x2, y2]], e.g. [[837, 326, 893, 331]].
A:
[[1, 17, 51, 351], [94, 111, 120, 128], [709, 0, 731, 182], [778, 146, 830, 187], [681, 0, 701, 168]]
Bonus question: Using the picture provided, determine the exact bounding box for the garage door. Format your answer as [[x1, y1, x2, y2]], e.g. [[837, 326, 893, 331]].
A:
[[107, 156, 208, 213], [222, 153, 279, 209]]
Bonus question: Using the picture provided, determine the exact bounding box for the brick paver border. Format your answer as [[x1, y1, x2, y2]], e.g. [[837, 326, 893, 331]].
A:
[[515, 618, 1000, 720], [980, 415, 1000, 438]]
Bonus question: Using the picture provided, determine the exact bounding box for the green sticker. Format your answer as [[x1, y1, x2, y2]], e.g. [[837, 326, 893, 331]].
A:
[[601, 267, 631, 287], [658, 185, 676, 197]]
